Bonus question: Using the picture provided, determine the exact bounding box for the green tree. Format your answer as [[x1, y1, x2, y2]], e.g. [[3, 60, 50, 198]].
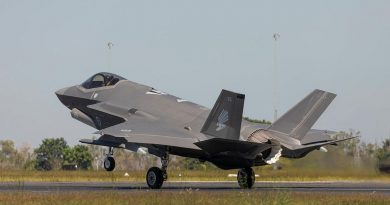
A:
[[376, 138, 390, 173], [377, 139, 390, 161], [243, 117, 272, 125], [0, 140, 33, 170], [0, 140, 17, 169], [183, 158, 215, 170], [63, 145, 92, 170], [34, 138, 68, 170], [0, 140, 16, 161]]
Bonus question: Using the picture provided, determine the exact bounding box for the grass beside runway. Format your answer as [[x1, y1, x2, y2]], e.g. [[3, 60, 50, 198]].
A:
[[0, 191, 389, 205], [0, 169, 389, 183]]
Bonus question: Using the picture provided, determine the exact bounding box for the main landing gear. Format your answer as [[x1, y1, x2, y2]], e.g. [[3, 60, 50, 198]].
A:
[[103, 147, 115, 171], [237, 167, 255, 189], [146, 153, 169, 189]]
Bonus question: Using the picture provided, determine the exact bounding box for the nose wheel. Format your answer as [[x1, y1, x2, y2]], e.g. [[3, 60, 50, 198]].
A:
[[103, 156, 115, 171], [237, 167, 255, 189], [103, 147, 115, 171]]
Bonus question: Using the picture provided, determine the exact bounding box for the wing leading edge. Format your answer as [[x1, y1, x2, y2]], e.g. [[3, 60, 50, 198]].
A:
[[94, 119, 201, 150]]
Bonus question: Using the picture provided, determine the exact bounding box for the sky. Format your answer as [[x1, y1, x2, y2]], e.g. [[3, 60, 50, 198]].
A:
[[0, 0, 389, 147]]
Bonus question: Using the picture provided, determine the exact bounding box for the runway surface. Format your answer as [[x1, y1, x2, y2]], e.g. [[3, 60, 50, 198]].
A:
[[1, 181, 390, 194]]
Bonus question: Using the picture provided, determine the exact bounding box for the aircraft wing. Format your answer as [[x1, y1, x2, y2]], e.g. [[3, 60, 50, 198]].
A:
[[93, 118, 201, 150]]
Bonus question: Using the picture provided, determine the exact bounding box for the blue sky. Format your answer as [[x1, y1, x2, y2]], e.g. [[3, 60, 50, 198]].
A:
[[0, 1, 389, 147]]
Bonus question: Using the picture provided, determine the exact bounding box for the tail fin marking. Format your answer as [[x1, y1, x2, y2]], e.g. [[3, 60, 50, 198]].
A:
[[201, 89, 245, 140]]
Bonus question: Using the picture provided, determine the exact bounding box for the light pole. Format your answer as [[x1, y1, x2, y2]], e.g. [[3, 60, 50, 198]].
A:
[[273, 33, 280, 122], [107, 42, 114, 71]]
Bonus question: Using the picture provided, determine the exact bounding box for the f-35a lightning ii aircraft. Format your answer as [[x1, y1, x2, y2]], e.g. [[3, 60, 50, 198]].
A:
[[56, 72, 353, 189]]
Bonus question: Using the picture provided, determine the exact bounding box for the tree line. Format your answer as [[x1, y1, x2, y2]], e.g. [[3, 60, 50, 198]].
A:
[[1, 132, 390, 172]]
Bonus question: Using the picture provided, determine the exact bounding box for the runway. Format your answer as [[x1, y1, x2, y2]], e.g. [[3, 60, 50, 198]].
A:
[[1, 181, 390, 194]]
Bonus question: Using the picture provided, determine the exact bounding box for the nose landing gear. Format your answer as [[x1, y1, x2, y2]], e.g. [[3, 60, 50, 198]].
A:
[[103, 147, 115, 171]]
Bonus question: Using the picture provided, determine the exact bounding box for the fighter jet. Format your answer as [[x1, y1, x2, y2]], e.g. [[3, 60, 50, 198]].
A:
[[56, 72, 354, 189]]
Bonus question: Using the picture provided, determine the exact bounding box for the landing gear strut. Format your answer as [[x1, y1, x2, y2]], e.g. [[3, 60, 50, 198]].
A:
[[237, 167, 255, 189], [103, 147, 115, 171], [146, 153, 169, 189], [161, 153, 169, 181]]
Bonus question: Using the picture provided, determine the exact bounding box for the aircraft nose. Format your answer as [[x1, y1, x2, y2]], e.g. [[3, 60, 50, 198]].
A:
[[55, 87, 68, 96], [55, 87, 72, 108]]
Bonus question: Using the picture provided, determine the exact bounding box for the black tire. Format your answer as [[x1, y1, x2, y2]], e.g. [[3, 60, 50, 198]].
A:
[[146, 167, 164, 189], [103, 157, 115, 171], [237, 167, 255, 189]]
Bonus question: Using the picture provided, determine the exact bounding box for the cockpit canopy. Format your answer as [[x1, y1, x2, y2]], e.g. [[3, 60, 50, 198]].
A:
[[81, 72, 126, 89]]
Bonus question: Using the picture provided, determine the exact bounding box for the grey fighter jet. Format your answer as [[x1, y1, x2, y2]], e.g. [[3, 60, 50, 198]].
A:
[[56, 72, 354, 189]]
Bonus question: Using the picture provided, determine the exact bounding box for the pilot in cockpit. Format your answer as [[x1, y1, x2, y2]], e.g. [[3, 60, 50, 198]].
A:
[[81, 72, 125, 89]]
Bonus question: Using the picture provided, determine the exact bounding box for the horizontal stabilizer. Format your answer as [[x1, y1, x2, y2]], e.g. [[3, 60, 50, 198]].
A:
[[194, 138, 274, 158], [303, 136, 358, 147], [283, 136, 357, 158], [300, 130, 334, 145], [201, 89, 245, 140]]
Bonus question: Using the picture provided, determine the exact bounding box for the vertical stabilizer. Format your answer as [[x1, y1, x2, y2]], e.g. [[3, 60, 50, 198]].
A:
[[201, 89, 245, 140], [267, 89, 336, 140]]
